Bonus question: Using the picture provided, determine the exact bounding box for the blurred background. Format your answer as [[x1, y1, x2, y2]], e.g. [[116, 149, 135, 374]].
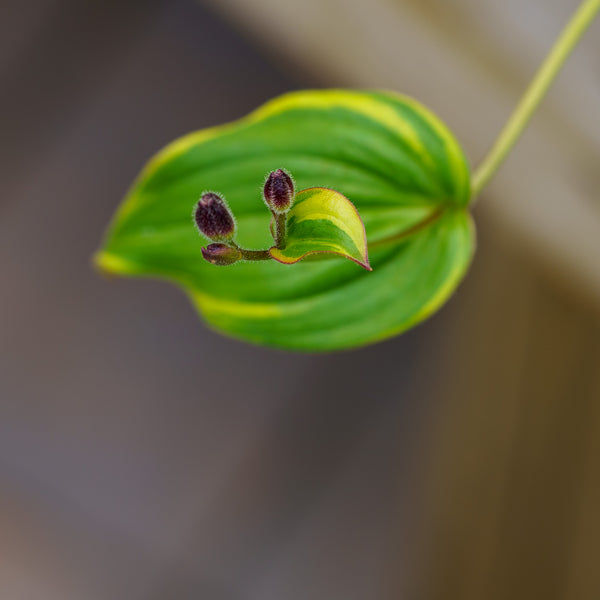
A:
[[1, 0, 599, 598]]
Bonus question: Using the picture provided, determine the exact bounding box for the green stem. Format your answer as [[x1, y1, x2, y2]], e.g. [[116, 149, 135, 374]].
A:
[[231, 242, 272, 261], [239, 248, 272, 261], [273, 212, 287, 249], [471, 0, 600, 199]]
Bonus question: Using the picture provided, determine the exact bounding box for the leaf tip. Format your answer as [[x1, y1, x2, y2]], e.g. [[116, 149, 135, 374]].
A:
[[92, 251, 115, 279], [92, 250, 131, 279], [347, 250, 372, 271]]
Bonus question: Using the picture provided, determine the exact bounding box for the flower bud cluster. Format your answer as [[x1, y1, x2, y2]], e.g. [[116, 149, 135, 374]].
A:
[[193, 192, 240, 266], [193, 169, 295, 266]]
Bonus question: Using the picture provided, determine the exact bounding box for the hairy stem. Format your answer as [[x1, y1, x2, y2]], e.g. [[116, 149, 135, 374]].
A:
[[471, 0, 600, 199], [274, 212, 287, 249], [238, 248, 272, 261], [230, 242, 272, 261]]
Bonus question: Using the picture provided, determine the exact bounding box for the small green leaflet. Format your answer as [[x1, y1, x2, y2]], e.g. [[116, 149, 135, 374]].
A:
[[95, 89, 475, 351], [270, 188, 371, 270]]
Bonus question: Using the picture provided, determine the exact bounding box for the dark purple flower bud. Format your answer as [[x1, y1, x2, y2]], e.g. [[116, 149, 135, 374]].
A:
[[201, 243, 241, 266], [263, 169, 294, 213], [194, 192, 236, 241]]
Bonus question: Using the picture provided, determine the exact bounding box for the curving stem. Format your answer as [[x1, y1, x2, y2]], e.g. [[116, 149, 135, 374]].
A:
[[471, 0, 600, 200]]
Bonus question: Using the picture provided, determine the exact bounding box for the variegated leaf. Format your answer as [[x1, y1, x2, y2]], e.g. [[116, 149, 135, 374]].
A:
[[270, 188, 370, 270], [95, 89, 474, 351]]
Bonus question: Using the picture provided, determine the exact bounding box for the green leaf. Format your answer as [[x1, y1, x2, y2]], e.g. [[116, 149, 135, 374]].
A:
[[270, 187, 371, 270], [95, 89, 474, 351]]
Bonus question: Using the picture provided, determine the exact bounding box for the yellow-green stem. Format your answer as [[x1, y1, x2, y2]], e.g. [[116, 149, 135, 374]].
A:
[[471, 0, 600, 200]]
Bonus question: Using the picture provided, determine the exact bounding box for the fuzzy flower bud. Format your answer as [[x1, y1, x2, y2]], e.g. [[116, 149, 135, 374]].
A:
[[194, 192, 236, 241], [201, 243, 241, 266], [263, 169, 294, 213]]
